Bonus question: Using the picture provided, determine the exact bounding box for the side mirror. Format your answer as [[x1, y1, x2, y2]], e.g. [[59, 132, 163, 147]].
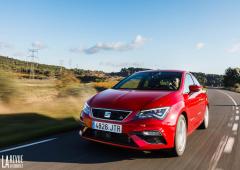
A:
[[189, 85, 202, 92]]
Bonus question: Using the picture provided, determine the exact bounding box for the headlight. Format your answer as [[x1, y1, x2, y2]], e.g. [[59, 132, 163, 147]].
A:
[[82, 102, 91, 115], [136, 107, 170, 120]]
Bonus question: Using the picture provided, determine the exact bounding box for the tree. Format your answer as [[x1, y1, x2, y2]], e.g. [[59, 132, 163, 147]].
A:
[[223, 67, 240, 87]]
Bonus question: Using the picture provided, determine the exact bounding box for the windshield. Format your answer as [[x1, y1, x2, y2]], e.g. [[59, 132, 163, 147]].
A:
[[113, 71, 182, 91]]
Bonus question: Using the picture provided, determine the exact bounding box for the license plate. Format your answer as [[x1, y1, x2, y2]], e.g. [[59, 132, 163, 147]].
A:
[[92, 121, 122, 133]]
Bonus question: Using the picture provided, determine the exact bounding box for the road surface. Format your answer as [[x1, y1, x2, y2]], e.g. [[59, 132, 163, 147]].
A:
[[0, 89, 240, 170]]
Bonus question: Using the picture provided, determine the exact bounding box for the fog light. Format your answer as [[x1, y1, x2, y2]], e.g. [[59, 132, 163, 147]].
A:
[[142, 131, 161, 136]]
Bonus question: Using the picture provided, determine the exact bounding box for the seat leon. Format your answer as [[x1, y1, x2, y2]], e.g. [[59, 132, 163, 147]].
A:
[[79, 70, 209, 156]]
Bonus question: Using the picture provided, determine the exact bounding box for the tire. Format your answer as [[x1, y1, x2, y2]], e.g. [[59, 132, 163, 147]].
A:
[[172, 115, 187, 156], [199, 106, 209, 129]]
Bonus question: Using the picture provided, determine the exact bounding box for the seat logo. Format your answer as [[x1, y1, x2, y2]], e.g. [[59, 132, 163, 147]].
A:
[[104, 111, 111, 118]]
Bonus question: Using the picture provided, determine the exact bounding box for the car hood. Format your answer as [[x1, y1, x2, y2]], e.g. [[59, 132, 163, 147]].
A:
[[89, 89, 174, 111]]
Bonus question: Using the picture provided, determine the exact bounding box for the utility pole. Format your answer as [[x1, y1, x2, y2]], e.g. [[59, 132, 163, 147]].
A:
[[59, 59, 64, 74], [28, 48, 39, 79]]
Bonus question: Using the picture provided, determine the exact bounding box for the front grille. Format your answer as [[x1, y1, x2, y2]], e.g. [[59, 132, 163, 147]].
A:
[[83, 128, 137, 147], [92, 108, 131, 121]]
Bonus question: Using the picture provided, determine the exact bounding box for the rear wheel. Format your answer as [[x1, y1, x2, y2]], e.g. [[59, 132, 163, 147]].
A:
[[199, 106, 209, 129], [172, 115, 187, 156]]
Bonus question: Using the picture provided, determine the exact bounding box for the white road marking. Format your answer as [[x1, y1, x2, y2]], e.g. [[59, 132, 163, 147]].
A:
[[235, 115, 239, 121], [236, 107, 239, 110], [232, 123, 238, 132], [0, 138, 57, 153], [224, 137, 235, 153], [217, 90, 237, 106], [236, 110, 239, 114], [209, 136, 228, 170]]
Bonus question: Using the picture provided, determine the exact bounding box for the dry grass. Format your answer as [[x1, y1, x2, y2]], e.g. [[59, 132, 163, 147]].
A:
[[0, 77, 97, 147], [0, 71, 20, 103], [93, 81, 118, 91], [1, 79, 97, 118], [0, 72, 123, 147]]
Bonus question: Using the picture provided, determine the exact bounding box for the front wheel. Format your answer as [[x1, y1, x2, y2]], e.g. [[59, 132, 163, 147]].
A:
[[172, 115, 187, 156]]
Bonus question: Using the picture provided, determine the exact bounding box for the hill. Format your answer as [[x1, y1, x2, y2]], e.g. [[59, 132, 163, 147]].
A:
[[0, 55, 110, 81], [0, 55, 61, 79], [0, 55, 224, 86]]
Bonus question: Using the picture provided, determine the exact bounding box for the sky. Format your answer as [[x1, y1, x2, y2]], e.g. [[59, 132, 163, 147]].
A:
[[0, 0, 240, 74]]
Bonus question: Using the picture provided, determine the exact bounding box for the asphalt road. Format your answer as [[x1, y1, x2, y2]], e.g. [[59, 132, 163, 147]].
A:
[[0, 89, 240, 170]]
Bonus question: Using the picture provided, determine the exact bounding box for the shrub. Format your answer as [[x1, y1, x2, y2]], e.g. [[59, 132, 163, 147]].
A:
[[56, 71, 80, 89], [56, 71, 82, 97], [224, 67, 240, 87], [234, 83, 240, 93]]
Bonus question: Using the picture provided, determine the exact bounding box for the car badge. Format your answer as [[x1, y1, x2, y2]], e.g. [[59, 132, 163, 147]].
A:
[[104, 111, 111, 118]]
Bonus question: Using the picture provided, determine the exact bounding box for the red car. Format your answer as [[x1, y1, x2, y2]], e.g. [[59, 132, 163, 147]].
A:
[[79, 70, 209, 156]]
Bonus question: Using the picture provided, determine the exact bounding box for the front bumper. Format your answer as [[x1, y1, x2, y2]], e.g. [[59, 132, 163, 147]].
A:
[[79, 114, 176, 150]]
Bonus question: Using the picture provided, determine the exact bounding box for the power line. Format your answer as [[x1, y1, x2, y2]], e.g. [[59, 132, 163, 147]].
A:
[[28, 48, 39, 79]]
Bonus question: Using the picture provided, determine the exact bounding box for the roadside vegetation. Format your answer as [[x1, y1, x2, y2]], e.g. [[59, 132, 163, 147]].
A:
[[0, 71, 110, 147], [93, 80, 119, 92], [0, 71, 20, 103], [0, 62, 121, 147], [223, 67, 240, 93]]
